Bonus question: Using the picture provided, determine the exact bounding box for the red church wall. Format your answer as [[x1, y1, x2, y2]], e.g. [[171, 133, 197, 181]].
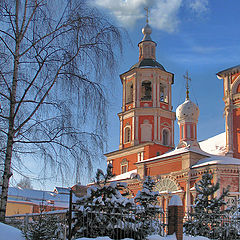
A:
[[147, 144, 171, 158], [111, 152, 138, 175], [233, 108, 240, 159], [220, 174, 239, 193], [144, 156, 182, 176]]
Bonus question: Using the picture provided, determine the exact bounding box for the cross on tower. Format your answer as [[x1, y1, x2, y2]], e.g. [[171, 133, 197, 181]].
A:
[[183, 71, 191, 100], [144, 7, 149, 23]]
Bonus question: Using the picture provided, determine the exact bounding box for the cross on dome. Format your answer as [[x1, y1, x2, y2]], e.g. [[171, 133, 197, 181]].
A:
[[183, 71, 191, 100], [144, 7, 149, 23]]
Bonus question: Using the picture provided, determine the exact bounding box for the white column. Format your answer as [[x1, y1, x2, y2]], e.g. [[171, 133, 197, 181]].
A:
[[156, 78, 159, 107], [122, 79, 126, 111], [132, 116, 135, 145], [119, 118, 123, 149], [136, 73, 140, 107], [169, 79, 172, 111], [153, 75, 156, 107], [133, 77, 136, 108], [158, 117, 161, 141], [135, 116, 139, 141], [154, 115, 157, 141]]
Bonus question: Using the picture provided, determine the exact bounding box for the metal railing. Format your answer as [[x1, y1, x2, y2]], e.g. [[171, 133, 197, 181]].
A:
[[5, 210, 68, 239], [184, 211, 240, 240], [71, 205, 168, 240]]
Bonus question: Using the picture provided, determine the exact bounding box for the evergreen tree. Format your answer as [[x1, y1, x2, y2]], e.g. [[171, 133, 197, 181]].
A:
[[135, 176, 159, 208], [135, 176, 162, 236], [72, 164, 142, 239], [185, 172, 229, 239], [24, 213, 64, 240]]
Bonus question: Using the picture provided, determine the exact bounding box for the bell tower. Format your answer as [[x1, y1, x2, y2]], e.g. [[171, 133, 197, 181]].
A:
[[105, 20, 176, 176], [217, 65, 240, 158]]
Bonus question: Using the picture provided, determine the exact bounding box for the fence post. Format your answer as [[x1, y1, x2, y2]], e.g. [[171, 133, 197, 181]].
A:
[[68, 189, 73, 240], [168, 195, 183, 240]]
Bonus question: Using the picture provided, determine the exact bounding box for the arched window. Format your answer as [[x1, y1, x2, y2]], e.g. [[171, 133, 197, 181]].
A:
[[141, 81, 152, 100], [126, 83, 133, 103], [124, 127, 131, 143], [162, 129, 169, 146], [160, 83, 168, 103], [121, 159, 128, 174]]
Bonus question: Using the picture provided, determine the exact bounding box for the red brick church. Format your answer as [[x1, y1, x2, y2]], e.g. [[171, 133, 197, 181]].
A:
[[105, 21, 240, 211]]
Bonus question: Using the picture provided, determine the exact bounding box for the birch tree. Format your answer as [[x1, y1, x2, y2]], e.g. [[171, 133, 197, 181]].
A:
[[0, 0, 122, 221]]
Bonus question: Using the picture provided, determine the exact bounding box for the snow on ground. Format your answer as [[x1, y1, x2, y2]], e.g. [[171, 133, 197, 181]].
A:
[[76, 234, 209, 240], [0, 222, 25, 240]]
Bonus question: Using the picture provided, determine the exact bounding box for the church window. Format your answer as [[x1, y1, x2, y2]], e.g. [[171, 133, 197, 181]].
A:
[[155, 178, 178, 192], [124, 127, 131, 143], [151, 47, 154, 56], [121, 159, 128, 174], [126, 83, 133, 103], [141, 81, 152, 100], [160, 83, 168, 103], [162, 129, 169, 146]]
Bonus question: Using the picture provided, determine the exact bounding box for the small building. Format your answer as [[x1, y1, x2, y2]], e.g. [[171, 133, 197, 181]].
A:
[[5, 187, 71, 216]]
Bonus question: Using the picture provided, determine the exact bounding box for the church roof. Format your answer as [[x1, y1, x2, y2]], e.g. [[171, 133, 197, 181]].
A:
[[130, 58, 165, 71], [136, 146, 210, 164], [217, 64, 240, 77], [109, 169, 138, 181], [192, 155, 240, 168], [199, 132, 226, 156]]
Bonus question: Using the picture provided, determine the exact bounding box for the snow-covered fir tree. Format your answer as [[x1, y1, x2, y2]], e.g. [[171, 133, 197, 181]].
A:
[[72, 164, 143, 239], [24, 212, 64, 240], [135, 176, 162, 236], [135, 176, 159, 208], [184, 171, 229, 239]]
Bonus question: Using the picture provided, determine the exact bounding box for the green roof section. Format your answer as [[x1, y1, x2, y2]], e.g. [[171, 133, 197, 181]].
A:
[[130, 58, 165, 71]]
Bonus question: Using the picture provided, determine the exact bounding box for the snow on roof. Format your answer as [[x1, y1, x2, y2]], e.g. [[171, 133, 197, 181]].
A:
[[192, 155, 240, 168], [109, 169, 137, 181], [137, 146, 210, 164], [54, 187, 70, 194], [136, 132, 226, 164], [5, 187, 75, 208], [199, 132, 226, 156], [0, 222, 25, 240]]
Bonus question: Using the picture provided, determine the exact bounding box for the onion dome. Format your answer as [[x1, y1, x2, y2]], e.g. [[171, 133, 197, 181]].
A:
[[176, 99, 199, 123], [142, 23, 152, 41]]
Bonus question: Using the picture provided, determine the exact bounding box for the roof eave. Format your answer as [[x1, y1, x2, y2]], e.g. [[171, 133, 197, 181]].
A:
[[217, 64, 240, 78]]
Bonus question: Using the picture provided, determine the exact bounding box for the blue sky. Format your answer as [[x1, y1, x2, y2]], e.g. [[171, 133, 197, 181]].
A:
[[99, 0, 240, 155]]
